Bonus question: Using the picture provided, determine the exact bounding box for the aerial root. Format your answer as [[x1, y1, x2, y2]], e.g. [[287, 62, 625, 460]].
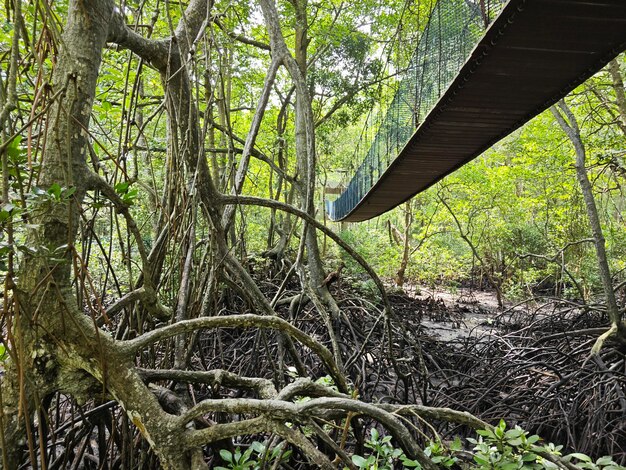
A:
[[25, 276, 626, 466]]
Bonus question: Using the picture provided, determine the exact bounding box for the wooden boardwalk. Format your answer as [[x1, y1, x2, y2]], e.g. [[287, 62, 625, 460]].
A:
[[331, 0, 626, 222]]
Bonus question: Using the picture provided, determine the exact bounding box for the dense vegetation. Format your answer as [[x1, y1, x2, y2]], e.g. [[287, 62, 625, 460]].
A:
[[341, 105, 626, 303], [0, 0, 625, 468]]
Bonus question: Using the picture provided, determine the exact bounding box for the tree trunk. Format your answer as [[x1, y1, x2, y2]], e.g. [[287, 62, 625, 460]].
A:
[[2, 0, 116, 464], [395, 202, 414, 288], [551, 100, 625, 344], [258, 0, 345, 367]]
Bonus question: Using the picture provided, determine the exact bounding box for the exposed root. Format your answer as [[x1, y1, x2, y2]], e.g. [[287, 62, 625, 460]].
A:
[[13, 273, 626, 467]]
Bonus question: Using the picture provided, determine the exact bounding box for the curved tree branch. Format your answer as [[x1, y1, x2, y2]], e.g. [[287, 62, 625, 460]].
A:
[[218, 194, 392, 314], [120, 313, 349, 393]]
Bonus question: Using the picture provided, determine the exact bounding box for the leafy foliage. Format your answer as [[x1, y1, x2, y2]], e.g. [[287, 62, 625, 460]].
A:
[[349, 421, 625, 470], [215, 441, 292, 470]]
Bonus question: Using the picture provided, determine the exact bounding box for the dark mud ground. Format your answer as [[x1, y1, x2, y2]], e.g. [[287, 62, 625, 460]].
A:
[[376, 282, 626, 463]]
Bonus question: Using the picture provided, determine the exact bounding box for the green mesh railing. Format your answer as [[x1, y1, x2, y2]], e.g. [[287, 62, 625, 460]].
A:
[[326, 0, 507, 221]]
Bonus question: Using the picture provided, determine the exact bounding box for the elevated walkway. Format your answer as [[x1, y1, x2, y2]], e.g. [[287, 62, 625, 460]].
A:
[[327, 0, 626, 222]]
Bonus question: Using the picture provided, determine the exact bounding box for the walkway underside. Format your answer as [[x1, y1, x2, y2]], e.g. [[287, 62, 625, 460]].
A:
[[338, 0, 626, 222]]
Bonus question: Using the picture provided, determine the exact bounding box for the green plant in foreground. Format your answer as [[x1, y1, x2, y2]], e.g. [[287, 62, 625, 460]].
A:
[[564, 453, 625, 470], [213, 421, 625, 470], [215, 447, 255, 470], [350, 429, 455, 469], [215, 441, 291, 470], [351, 428, 404, 469], [425, 438, 460, 468], [114, 182, 139, 206], [467, 419, 624, 470], [468, 419, 551, 469], [349, 420, 625, 470]]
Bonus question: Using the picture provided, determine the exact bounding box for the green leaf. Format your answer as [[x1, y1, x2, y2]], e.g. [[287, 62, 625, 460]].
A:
[[494, 420, 506, 439], [579, 463, 597, 470], [477, 429, 495, 439], [53, 244, 69, 254], [522, 453, 538, 462], [48, 183, 62, 200], [242, 447, 254, 461], [7, 136, 22, 160], [115, 182, 130, 194], [352, 455, 369, 468], [595, 457, 615, 466], [505, 428, 523, 439], [527, 435, 541, 445], [449, 436, 462, 451], [250, 441, 265, 454], [432, 456, 448, 464], [400, 455, 422, 468], [219, 449, 233, 463], [569, 453, 592, 463], [270, 445, 283, 458], [122, 188, 138, 204]]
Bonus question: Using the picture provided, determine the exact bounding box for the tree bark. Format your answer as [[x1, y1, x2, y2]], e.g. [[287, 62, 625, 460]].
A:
[[2, 0, 116, 464], [0, 2, 129, 467], [395, 202, 414, 287], [258, 0, 346, 369], [551, 100, 625, 346]]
